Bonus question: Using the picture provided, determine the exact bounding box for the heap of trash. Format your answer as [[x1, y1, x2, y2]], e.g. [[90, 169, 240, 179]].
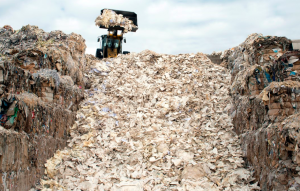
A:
[[95, 9, 137, 33], [0, 25, 86, 191], [221, 33, 300, 190], [38, 51, 259, 190]]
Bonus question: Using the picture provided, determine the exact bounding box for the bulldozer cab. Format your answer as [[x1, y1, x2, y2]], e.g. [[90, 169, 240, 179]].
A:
[[97, 30, 124, 58], [101, 31, 123, 58], [95, 9, 137, 59]]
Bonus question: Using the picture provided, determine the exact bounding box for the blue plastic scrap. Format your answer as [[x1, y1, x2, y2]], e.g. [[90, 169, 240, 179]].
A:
[[264, 71, 272, 83]]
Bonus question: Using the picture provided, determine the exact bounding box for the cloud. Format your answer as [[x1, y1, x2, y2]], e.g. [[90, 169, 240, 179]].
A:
[[0, 0, 299, 55]]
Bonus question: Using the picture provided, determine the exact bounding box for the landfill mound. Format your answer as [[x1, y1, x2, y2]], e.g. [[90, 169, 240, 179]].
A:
[[38, 51, 259, 190], [0, 25, 86, 191], [3, 24, 299, 190], [221, 33, 300, 190]]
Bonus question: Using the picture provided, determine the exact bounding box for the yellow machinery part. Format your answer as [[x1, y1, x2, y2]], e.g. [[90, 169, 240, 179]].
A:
[[106, 31, 122, 58], [107, 48, 118, 58]]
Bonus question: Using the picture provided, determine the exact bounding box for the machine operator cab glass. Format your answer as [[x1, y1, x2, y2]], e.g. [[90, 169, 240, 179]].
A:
[[105, 30, 124, 49]]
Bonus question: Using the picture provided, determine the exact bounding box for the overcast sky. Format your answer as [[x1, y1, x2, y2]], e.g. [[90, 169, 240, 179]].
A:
[[0, 0, 299, 55]]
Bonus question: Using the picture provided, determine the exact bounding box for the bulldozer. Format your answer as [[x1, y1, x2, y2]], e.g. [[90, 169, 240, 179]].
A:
[[95, 9, 138, 59]]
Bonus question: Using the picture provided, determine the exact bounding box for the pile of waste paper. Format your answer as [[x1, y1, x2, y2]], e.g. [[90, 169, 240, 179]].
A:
[[39, 51, 259, 190], [95, 9, 137, 33]]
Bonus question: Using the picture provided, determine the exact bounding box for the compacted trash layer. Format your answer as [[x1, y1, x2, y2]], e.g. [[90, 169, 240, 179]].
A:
[[0, 25, 86, 191], [221, 33, 300, 190]]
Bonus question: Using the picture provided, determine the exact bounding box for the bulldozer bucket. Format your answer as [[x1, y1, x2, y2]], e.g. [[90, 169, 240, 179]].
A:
[[99, 9, 138, 32]]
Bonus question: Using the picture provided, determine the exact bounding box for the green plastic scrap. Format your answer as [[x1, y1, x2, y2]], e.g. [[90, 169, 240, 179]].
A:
[[8, 107, 19, 124]]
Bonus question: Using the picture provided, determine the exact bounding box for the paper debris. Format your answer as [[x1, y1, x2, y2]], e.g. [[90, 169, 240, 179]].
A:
[[40, 50, 258, 190]]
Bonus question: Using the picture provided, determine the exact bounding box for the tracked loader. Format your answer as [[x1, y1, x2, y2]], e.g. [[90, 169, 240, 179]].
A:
[[95, 9, 138, 59]]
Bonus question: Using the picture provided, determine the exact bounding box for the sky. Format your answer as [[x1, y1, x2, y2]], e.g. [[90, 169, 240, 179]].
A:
[[0, 0, 299, 55]]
